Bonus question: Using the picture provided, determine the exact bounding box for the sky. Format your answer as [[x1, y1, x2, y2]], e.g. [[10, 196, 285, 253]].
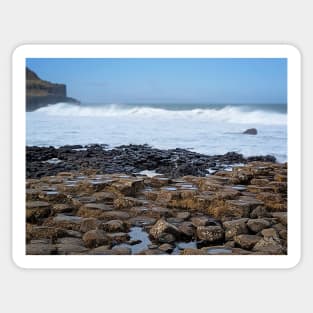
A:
[[26, 58, 287, 104]]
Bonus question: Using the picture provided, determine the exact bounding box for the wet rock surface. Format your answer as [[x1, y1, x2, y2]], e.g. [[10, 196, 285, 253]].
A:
[[26, 144, 276, 179], [25, 157, 287, 255]]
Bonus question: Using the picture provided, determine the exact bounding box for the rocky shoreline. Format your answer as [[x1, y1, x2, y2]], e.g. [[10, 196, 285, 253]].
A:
[[26, 144, 276, 179], [26, 145, 287, 255]]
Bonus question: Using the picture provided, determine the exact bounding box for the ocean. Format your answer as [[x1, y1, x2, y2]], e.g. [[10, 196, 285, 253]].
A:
[[26, 102, 287, 162]]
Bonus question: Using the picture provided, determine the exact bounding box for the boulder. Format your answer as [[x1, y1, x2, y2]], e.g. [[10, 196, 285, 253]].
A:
[[202, 246, 233, 255], [26, 240, 57, 255], [196, 226, 224, 243], [92, 191, 116, 202], [113, 196, 143, 209], [243, 128, 257, 135], [234, 234, 262, 250], [180, 248, 206, 255], [252, 237, 284, 254], [247, 218, 271, 233], [62, 229, 82, 238], [191, 216, 219, 227], [137, 249, 167, 255], [111, 178, 144, 196], [178, 222, 196, 238], [101, 220, 126, 232], [87, 245, 113, 255], [26, 188, 40, 201], [223, 218, 249, 241], [250, 206, 271, 219], [175, 211, 191, 220], [209, 197, 262, 220], [101, 211, 130, 220], [71, 196, 97, 208], [79, 218, 100, 233], [111, 246, 132, 255], [52, 203, 74, 214], [271, 212, 287, 226], [156, 187, 180, 203], [43, 214, 83, 231], [159, 243, 174, 253], [279, 229, 287, 240], [127, 216, 157, 227], [149, 219, 181, 243], [77, 203, 113, 218], [26, 225, 66, 241], [255, 192, 287, 212], [106, 232, 130, 244], [56, 237, 88, 255], [147, 206, 171, 219], [261, 228, 279, 240], [82, 229, 109, 248], [26, 201, 51, 222]]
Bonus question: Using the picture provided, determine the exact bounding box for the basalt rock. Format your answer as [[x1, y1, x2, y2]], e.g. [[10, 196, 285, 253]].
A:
[[149, 219, 181, 243], [25, 159, 288, 255], [82, 229, 109, 248], [196, 226, 224, 243], [243, 128, 257, 135], [247, 218, 271, 233], [27, 240, 57, 255], [26, 201, 51, 223], [234, 234, 262, 250], [223, 218, 249, 241], [56, 237, 88, 255], [26, 144, 277, 179]]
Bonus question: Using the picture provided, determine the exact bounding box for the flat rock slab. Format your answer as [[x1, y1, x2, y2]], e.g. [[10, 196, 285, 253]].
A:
[[82, 229, 109, 248], [27, 240, 57, 255], [77, 203, 114, 218], [271, 212, 287, 226], [26, 201, 51, 222], [253, 237, 284, 254], [196, 226, 224, 243], [106, 232, 130, 244], [127, 216, 157, 227], [79, 218, 101, 233], [56, 237, 88, 254], [234, 234, 262, 250], [101, 220, 126, 232], [247, 218, 271, 233], [223, 218, 249, 240], [25, 158, 288, 255], [149, 219, 181, 243], [27, 225, 66, 241]]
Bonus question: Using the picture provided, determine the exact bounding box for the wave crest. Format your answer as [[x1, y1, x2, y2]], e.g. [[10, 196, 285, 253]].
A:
[[34, 103, 287, 125]]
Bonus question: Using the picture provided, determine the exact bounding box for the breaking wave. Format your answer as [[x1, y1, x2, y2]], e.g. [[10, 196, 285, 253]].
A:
[[34, 102, 287, 125]]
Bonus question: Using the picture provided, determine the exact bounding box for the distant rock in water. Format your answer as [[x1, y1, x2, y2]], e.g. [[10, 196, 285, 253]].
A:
[[26, 67, 80, 111], [243, 128, 258, 135]]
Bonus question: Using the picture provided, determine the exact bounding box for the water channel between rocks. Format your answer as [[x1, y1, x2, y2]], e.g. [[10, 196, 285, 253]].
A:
[[116, 226, 203, 255]]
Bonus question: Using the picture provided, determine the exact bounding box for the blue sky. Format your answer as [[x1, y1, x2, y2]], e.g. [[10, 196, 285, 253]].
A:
[[26, 58, 287, 104]]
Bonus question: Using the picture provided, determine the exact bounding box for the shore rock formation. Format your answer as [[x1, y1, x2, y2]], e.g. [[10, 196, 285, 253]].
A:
[[243, 128, 258, 135], [26, 67, 80, 111], [26, 144, 276, 179], [26, 157, 288, 255]]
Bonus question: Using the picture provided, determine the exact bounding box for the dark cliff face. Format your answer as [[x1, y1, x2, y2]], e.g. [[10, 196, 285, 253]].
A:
[[26, 68, 80, 111]]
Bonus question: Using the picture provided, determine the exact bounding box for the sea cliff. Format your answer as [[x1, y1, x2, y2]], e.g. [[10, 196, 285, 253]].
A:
[[26, 67, 80, 111]]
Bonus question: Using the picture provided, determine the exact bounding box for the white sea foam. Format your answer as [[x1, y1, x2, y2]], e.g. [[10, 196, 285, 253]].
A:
[[27, 102, 287, 162], [35, 103, 287, 125]]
